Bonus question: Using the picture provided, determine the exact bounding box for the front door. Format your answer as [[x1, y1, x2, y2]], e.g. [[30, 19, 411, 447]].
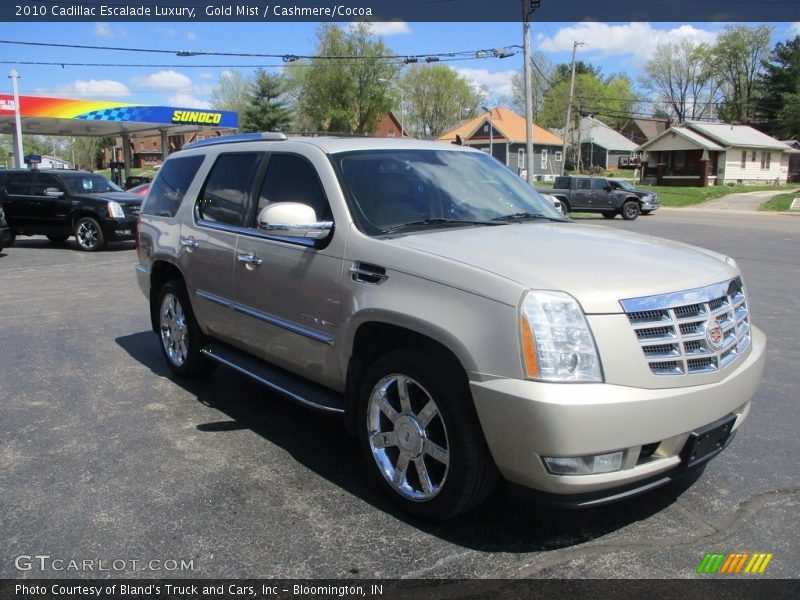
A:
[[31, 173, 71, 233], [233, 153, 343, 389]]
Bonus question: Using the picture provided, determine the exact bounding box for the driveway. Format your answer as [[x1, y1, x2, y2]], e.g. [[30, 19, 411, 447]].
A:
[[693, 189, 795, 211]]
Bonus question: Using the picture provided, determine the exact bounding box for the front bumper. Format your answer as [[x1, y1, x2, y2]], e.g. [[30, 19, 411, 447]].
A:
[[470, 326, 765, 498], [104, 217, 138, 240], [640, 196, 660, 211]]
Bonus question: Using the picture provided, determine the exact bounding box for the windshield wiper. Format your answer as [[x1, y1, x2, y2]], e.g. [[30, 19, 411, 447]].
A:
[[491, 212, 565, 222], [380, 218, 505, 234]]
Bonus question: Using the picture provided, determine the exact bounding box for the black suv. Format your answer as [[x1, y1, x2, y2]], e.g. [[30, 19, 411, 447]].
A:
[[0, 169, 143, 251]]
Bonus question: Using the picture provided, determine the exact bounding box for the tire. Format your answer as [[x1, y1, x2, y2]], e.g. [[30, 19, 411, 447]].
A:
[[558, 200, 570, 215], [621, 201, 640, 221], [74, 217, 106, 251], [155, 279, 216, 378], [602, 211, 616, 219], [358, 347, 498, 520], [46, 233, 70, 243]]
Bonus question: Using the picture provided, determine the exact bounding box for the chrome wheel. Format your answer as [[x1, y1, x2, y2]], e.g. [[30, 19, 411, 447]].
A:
[[159, 292, 188, 368], [367, 374, 450, 501], [76, 220, 99, 249]]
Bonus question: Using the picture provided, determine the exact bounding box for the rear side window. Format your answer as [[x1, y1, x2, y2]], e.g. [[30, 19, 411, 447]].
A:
[[576, 179, 591, 191], [5, 173, 34, 195], [197, 153, 262, 227], [142, 155, 204, 217]]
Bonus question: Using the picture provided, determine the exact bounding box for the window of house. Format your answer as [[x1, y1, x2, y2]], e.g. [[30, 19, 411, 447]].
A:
[[554, 151, 563, 162], [518, 149, 525, 169], [761, 151, 771, 170], [751, 151, 757, 161], [741, 150, 747, 169], [675, 150, 685, 170], [541, 148, 548, 169]]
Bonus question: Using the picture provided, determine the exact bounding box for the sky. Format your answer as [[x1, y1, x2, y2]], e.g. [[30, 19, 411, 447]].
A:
[[1, 20, 799, 110]]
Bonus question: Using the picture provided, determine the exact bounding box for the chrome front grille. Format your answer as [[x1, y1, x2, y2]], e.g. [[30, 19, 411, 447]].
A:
[[621, 278, 751, 376]]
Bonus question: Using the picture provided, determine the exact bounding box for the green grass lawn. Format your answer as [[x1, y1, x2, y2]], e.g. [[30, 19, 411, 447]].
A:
[[759, 192, 797, 211], [637, 183, 798, 207]]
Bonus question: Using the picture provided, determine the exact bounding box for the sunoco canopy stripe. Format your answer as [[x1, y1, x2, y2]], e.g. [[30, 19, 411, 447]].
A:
[[0, 94, 238, 128]]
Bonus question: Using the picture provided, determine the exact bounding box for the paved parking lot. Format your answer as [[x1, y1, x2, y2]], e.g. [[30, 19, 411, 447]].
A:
[[0, 209, 798, 579]]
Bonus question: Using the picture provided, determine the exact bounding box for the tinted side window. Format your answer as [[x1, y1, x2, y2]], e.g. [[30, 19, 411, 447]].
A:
[[197, 153, 262, 226], [257, 154, 331, 222], [142, 155, 204, 217], [591, 179, 607, 191], [6, 173, 34, 195], [575, 179, 591, 191], [31, 174, 62, 196]]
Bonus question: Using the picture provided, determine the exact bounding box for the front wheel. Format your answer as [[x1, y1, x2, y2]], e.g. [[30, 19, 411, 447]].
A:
[[621, 201, 640, 221], [74, 217, 106, 251], [359, 348, 498, 520], [156, 279, 215, 378]]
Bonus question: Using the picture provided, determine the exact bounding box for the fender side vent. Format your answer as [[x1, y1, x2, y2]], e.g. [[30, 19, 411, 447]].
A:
[[350, 262, 388, 285]]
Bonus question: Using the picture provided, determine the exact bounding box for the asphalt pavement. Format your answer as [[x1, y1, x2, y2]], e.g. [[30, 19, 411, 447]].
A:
[[0, 210, 797, 580]]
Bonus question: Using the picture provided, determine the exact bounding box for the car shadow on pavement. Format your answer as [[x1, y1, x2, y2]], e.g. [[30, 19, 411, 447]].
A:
[[116, 330, 699, 554], [6, 238, 135, 251]]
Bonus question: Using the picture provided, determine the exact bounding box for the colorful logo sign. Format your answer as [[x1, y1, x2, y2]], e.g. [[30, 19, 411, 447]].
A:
[[697, 552, 773, 574]]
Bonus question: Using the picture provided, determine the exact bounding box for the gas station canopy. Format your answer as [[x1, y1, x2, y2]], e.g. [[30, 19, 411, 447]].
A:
[[0, 94, 238, 137]]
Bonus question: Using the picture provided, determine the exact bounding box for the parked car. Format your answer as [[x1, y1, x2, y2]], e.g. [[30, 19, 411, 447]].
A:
[[540, 175, 660, 220], [128, 182, 151, 197], [136, 133, 765, 520], [124, 175, 152, 190], [609, 179, 660, 215], [0, 169, 142, 251], [540, 192, 565, 215], [0, 204, 12, 252]]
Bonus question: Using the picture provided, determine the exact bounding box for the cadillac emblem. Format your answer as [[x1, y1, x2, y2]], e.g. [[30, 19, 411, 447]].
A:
[[706, 318, 724, 350]]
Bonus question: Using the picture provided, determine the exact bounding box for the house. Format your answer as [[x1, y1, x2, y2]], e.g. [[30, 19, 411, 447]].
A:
[[437, 107, 564, 179], [619, 117, 669, 146], [575, 116, 639, 171], [780, 140, 800, 183], [34, 155, 70, 169], [637, 122, 797, 187], [103, 129, 229, 168], [372, 111, 408, 138]]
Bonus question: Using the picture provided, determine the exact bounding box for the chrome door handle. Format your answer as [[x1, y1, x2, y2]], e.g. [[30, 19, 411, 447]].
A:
[[180, 236, 199, 249], [237, 252, 262, 266]]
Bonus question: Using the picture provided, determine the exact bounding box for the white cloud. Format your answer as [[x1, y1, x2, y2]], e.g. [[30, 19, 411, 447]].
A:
[[56, 79, 131, 99], [94, 22, 126, 39], [132, 70, 193, 92], [455, 68, 516, 98], [220, 69, 236, 80], [167, 93, 212, 109], [348, 21, 410, 36], [199, 72, 214, 81], [537, 22, 718, 61], [186, 31, 197, 40], [792, 22, 800, 36]]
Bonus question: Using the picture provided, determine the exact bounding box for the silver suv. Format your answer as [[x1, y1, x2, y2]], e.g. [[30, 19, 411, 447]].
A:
[[136, 133, 766, 519]]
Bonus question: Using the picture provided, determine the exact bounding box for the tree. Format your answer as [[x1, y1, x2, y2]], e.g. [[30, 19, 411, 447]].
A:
[[287, 23, 399, 134], [240, 69, 292, 133], [510, 51, 554, 119], [538, 69, 638, 130], [400, 65, 483, 138], [756, 36, 800, 138], [210, 70, 251, 121], [69, 136, 112, 171], [710, 25, 772, 123], [639, 40, 718, 122]]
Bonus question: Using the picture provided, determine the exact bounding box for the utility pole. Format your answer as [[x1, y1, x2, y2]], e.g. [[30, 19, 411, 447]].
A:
[[561, 41, 585, 175], [522, 1, 540, 185], [8, 69, 24, 169]]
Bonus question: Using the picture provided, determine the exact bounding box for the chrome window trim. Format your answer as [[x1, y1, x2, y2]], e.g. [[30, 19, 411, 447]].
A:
[[195, 218, 319, 248], [195, 289, 334, 345]]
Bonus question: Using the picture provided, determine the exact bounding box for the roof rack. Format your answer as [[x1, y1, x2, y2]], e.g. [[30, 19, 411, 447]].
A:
[[183, 132, 288, 150]]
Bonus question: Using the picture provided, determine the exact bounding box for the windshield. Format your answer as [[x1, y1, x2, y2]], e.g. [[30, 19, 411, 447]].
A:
[[332, 149, 566, 235], [62, 174, 123, 195]]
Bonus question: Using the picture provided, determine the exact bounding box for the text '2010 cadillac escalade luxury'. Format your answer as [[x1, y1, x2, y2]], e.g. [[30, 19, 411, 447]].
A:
[[135, 133, 766, 520]]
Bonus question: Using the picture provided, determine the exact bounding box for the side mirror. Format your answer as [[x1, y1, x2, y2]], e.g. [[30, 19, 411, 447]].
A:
[[257, 202, 333, 240], [45, 187, 64, 197]]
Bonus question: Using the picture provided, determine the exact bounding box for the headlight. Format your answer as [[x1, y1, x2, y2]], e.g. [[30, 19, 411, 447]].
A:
[[520, 290, 603, 382], [107, 201, 125, 218]]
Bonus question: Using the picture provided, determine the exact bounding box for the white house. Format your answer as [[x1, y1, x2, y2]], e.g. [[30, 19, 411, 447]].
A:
[[637, 122, 796, 187]]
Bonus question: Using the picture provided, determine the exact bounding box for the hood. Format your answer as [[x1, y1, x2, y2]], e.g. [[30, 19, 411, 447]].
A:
[[389, 222, 737, 314], [81, 191, 142, 205]]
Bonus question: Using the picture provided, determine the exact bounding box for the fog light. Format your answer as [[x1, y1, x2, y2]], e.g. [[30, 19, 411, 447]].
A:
[[544, 451, 623, 475]]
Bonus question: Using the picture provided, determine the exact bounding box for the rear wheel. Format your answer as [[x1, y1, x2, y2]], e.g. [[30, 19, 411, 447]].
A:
[[156, 279, 215, 378], [621, 201, 640, 221], [74, 217, 105, 251], [558, 200, 570, 215], [602, 211, 616, 219], [359, 348, 498, 520], [46, 233, 70, 243]]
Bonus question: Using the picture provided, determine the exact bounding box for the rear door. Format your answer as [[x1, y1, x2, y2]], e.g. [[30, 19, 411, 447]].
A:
[[1, 172, 38, 231], [572, 177, 592, 210]]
